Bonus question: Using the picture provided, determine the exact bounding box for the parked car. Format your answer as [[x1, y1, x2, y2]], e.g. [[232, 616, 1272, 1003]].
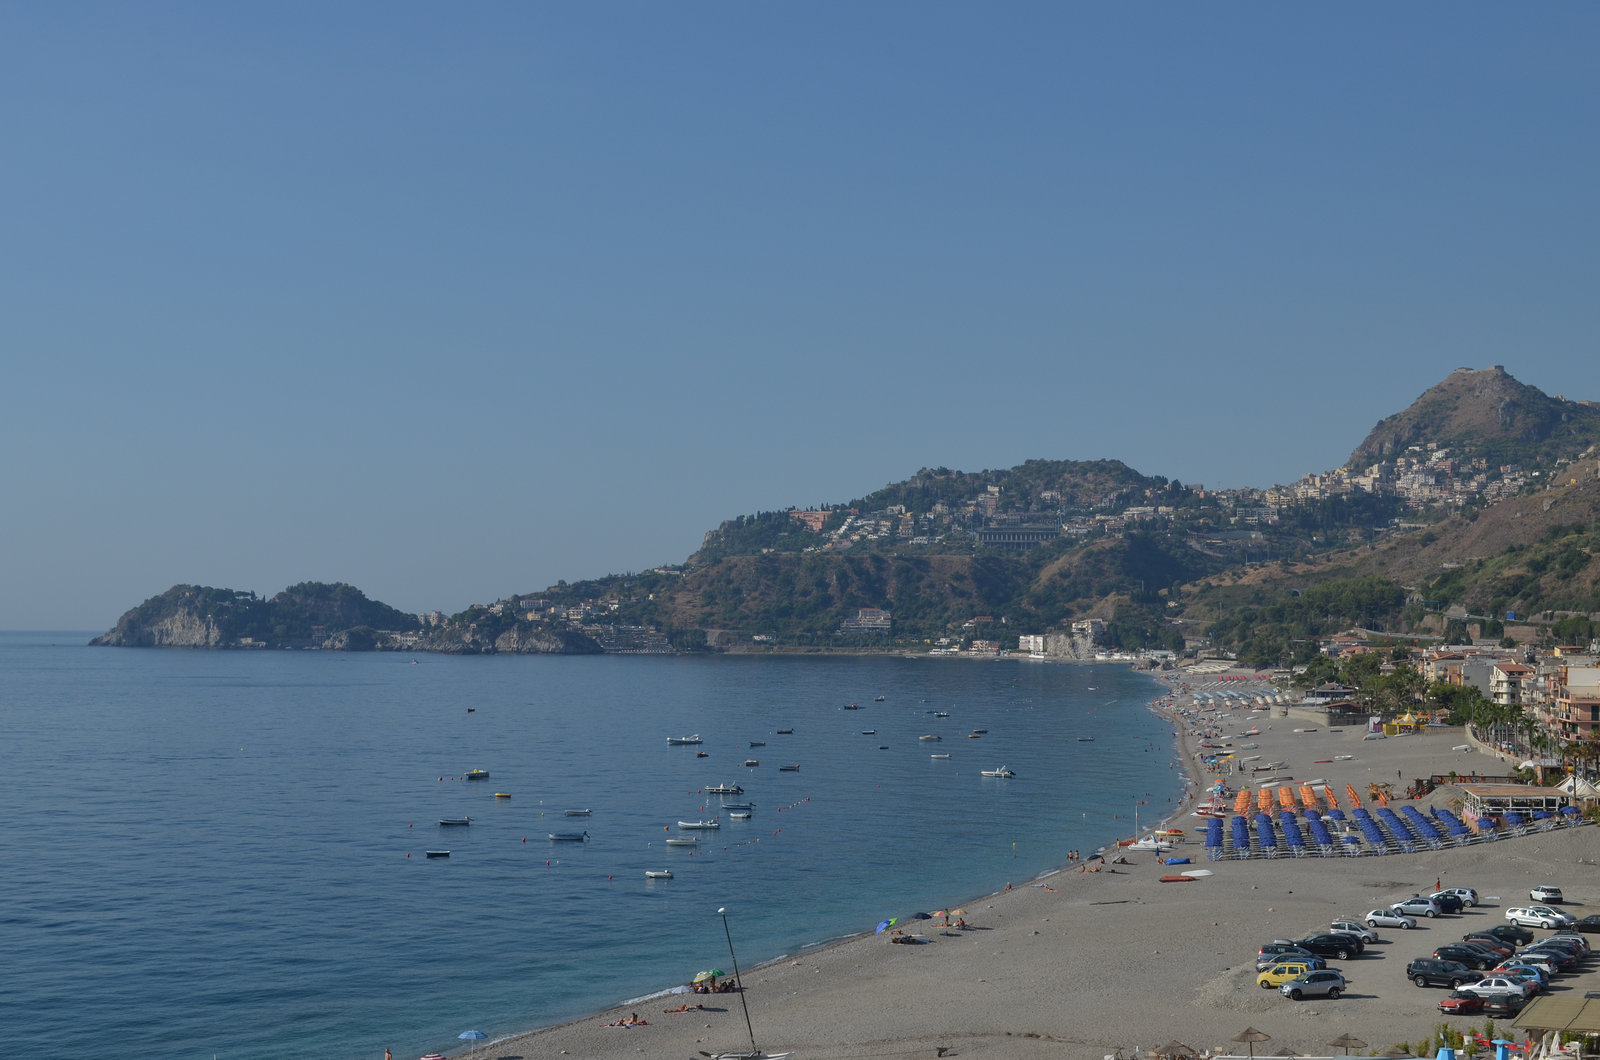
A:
[[1406, 958, 1476, 989], [1258, 960, 1321, 989], [1456, 976, 1539, 1000], [1296, 934, 1363, 959], [1546, 933, 1592, 954], [1393, 897, 1443, 918], [1461, 933, 1515, 957], [1438, 887, 1480, 907], [1366, 909, 1417, 930], [1521, 945, 1580, 970], [1330, 919, 1379, 943], [1434, 945, 1498, 971], [1531, 885, 1564, 903], [1505, 952, 1560, 976], [1439, 990, 1486, 1015], [1423, 892, 1465, 914], [1279, 969, 1348, 1000], [1574, 915, 1600, 934], [1487, 924, 1536, 945], [1505, 906, 1577, 929], [1457, 940, 1513, 963], [1495, 966, 1547, 992], [1256, 942, 1325, 970], [1482, 993, 1529, 1017]]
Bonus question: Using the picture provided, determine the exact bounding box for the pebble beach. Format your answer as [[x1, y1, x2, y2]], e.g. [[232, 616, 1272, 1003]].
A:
[[476, 670, 1595, 1060]]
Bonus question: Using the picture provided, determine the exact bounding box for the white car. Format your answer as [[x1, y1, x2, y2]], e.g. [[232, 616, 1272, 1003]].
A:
[[1392, 897, 1442, 918], [1366, 908, 1417, 929], [1457, 976, 1538, 1000], [1531, 885, 1564, 903], [1506, 906, 1577, 929], [1332, 918, 1380, 942], [1438, 887, 1479, 907]]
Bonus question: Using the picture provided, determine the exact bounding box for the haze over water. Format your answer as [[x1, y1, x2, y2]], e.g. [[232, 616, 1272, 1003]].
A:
[[0, 633, 1184, 1059]]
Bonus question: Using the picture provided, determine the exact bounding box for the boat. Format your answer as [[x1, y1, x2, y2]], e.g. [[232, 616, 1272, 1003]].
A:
[[843, 703, 859, 710], [645, 870, 673, 879], [464, 769, 490, 780], [439, 817, 471, 826], [933, 711, 949, 718], [719, 802, 753, 812], [664, 836, 698, 847], [494, 792, 511, 799], [743, 759, 759, 767], [425, 850, 450, 858], [971, 729, 988, 734], [706, 782, 743, 795], [930, 753, 951, 759], [874, 695, 885, 702], [548, 831, 589, 841], [1127, 833, 1174, 851], [729, 811, 751, 820], [980, 767, 1015, 778], [778, 764, 799, 771], [1076, 737, 1094, 742], [776, 728, 794, 734], [919, 734, 941, 741], [696, 751, 709, 758], [564, 809, 591, 816], [749, 741, 765, 747], [667, 735, 704, 745], [678, 820, 721, 830], [967, 733, 982, 739]]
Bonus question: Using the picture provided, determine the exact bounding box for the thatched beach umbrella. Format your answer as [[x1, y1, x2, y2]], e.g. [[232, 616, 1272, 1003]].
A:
[[1328, 1034, 1368, 1056], [1154, 1041, 1195, 1059], [1380, 1048, 1415, 1059], [1233, 1027, 1272, 1060], [1272, 1048, 1299, 1057]]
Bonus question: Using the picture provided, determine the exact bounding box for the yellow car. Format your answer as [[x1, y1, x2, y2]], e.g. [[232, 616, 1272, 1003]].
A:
[[1257, 960, 1317, 989]]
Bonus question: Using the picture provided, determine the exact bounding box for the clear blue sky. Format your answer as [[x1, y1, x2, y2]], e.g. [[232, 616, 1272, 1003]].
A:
[[3, 4, 1595, 630]]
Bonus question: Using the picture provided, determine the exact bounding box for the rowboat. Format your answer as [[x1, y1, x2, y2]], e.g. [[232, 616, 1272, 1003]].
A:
[[678, 820, 720, 830], [930, 753, 951, 759], [425, 850, 450, 858], [664, 836, 698, 847], [645, 870, 673, 879], [778, 764, 799, 771], [548, 831, 589, 841], [439, 817, 471, 826], [564, 809, 591, 816]]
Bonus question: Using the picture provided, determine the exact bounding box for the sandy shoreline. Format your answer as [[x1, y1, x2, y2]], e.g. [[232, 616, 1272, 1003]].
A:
[[464, 670, 1595, 1060]]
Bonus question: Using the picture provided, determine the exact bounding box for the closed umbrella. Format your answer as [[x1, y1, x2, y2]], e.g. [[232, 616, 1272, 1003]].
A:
[[457, 1029, 488, 1058]]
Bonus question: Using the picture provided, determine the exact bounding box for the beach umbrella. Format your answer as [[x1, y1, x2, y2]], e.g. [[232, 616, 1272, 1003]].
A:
[[693, 969, 724, 983], [1233, 1027, 1272, 1060], [1328, 1035, 1368, 1056], [1273, 1048, 1299, 1057], [457, 1029, 487, 1058], [874, 919, 897, 934], [1154, 1041, 1195, 1058], [911, 912, 933, 920]]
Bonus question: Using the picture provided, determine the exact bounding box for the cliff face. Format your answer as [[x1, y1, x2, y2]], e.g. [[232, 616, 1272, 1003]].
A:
[[91, 609, 229, 647]]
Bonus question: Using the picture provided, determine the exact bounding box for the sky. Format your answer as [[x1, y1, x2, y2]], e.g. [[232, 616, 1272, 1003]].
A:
[[3, 4, 1596, 630]]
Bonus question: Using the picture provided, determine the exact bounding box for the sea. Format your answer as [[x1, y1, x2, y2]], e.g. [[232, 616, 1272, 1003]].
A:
[[0, 631, 1187, 1060]]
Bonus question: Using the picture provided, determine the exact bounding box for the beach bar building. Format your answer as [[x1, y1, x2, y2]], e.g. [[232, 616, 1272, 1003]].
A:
[[1458, 783, 1570, 828]]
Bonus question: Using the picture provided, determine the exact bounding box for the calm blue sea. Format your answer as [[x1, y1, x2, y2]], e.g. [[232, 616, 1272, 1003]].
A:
[[0, 632, 1185, 1060]]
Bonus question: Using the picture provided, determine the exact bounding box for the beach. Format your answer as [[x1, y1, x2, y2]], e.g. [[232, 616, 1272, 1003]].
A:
[[481, 672, 1595, 1060]]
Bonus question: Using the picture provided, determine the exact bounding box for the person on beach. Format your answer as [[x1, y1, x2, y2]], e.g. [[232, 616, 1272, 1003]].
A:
[[385, 1050, 392, 1060]]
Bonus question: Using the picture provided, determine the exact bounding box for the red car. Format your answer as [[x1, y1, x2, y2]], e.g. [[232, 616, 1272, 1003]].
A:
[[1440, 991, 1486, 1015]]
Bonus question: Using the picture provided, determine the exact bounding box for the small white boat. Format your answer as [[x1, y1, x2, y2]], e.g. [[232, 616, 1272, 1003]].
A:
[[1127, 833, 1174, 851], [564, 809, 592, 816], [706, 782, 743, 795], [719, 802, 754, 812], [645, 870, 673, 879], [729, 811, 751, 820], [1077, 736, 1094, 742], [860, 730, 876, 735], [919, 734, 941, 741], [933, 711, 949, 717], [678, 820, 720, 830], [664, 836, 698, 847], [930, 753, 951, 759], [667, 735, 704, 745], [425, 850, 450, 858], [980, 767, 1015, 778], [743, 759, 759, 767], [464, 769, 490, 781], [548, 831, 589, 841], [439, 817, 471, 826]]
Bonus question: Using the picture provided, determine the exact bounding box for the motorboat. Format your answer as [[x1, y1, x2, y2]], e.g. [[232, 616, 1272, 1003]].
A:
[[749, 741, 765, 747], [494, 792, 511, 799], [678, 820, 721, 830], [696, 751, 709, 758], [980, 767, 1015, 778], [930, 753, 951, 759], [564, 809, 591, 816], [645, 870, 673, 879], [464, 769, 490, 780], [860, 730, 876, 735], [729, 811, 751, 820], [919, 734, 941, 741], [664, 836, 698, 847], [971, 729, 988, 734], [776, 728, 794, 734], [668, 735, 704, 746], [719, 802, 754, 812], [933, 711, 949, 717], [548, 831, 589, 841], [778, 764, 799, 771], [967, 733, 982, 739], [439, 817, 471, 826], [843, 703, 859, 710], [706, 782, 743, 795], [425, 850, 450, 858], [1127, 833, 1174, 852], [1076, 737, 1095, 742], [874, 695, 885, 702], [743, 759, 759, 767]]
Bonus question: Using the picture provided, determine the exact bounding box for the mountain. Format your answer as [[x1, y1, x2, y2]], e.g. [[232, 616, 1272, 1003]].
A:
[[1346, 365, 1600, 471]]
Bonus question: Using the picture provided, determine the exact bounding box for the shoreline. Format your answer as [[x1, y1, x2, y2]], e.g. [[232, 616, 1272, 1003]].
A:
[[470, 667, 1598, 1060]]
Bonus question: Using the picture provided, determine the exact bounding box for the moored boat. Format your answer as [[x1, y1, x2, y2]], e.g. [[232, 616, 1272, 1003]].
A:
[[706, 782, 743, 795], [729, 811, 751, 820], [548, 831, 589, 841], [464, 769, 490, 780], [564, 809, 591, 816], [664, 836, 698, 847], [778, 764, 799, 771], [919, 734, 941, 741], [776, 728, 794, 734], [439, 817, 471, 826], [645, 870, 673, 879], [425, 850, 450, 858], [678, 820, 720, 830], [979, 766, 1015, 778], [667, 735, 704, 745], [494, 792, 511, 799], [743, 759, 759, 767]]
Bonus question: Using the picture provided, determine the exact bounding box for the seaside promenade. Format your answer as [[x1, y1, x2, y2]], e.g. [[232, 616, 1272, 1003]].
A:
[[478, 669, 1596, 1060]]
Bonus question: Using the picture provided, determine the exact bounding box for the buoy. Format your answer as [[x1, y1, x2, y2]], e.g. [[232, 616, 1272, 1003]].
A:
[[522, 837, 526, 843], [407, 853, 411, 858]]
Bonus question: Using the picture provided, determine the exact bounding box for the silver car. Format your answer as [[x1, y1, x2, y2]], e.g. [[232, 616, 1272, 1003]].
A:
[[1366, 908, 1417, 929], [1279, 969, 1348, 1000]]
